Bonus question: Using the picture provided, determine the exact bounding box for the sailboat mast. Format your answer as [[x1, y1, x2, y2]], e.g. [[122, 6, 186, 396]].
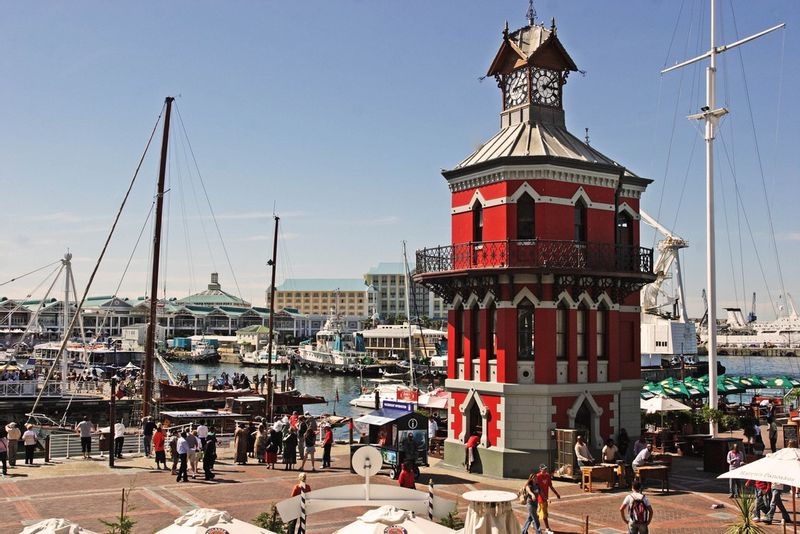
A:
[[61, 252, 72, 393], [142, 96, 174, 419], [267, 215, 280, 380], [402, 241, 415, 389]]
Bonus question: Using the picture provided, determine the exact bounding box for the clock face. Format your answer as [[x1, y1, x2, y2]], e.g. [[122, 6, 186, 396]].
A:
[[533, 68, 560, 107], [504, 68, 528, 109]]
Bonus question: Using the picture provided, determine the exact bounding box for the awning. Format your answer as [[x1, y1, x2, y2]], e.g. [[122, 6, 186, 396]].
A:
[[354, 407, 411, 426]]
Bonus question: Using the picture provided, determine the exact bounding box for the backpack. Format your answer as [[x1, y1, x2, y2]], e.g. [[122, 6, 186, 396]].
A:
[[518, 482, 539, 504], [629, 496, 649, 524]]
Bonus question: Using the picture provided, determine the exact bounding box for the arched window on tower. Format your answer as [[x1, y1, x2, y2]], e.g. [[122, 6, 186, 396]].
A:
[[574, 198, 587, 242], [470, 303, 481, 361], [517, 298, 535, 361], [616, 211, 633, 246], [472, 202, 484, 242], [576, 303, 587, 360], [517, 193, 536, 240], [454, 304, 464, 361], [596, 302, 608, 360], [556, 301, 568, 360], [487, 302, 497, 360]]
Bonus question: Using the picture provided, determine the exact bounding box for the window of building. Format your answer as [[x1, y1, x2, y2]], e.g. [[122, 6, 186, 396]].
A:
[[517, 193, 535, 240], [616, 212, 633, 246], [487, 302, 497, 360], [574, 198, 587, 242], [455, 304, 464, 360], [556, 302, 568, 360], [596, 304, 607, 360], [470, 304, 480, 360], [577, 303, 587, 360], [517, 298, 534, 361], [472, 202, 483, 242]]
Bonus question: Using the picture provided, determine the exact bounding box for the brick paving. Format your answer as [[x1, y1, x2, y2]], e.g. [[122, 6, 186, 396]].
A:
[[0, 445, 795, 533]]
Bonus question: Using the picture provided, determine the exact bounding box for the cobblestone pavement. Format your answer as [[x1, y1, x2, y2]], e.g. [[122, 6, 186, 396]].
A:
[[0, 445, 794, 533]]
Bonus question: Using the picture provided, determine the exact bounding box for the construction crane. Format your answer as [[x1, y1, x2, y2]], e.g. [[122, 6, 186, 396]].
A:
[[640, 209, 689, 321]]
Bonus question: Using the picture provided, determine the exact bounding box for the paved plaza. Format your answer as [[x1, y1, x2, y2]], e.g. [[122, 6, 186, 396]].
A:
[[0, 444, 792, 533]]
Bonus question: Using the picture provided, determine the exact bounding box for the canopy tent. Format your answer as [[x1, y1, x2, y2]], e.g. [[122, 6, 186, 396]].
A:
[[155, 508, 275, 534], [640, 396, 691, 414], [333, 506, 455, 534], [20, 519, 98, 534], [122, 362, 140, 370]]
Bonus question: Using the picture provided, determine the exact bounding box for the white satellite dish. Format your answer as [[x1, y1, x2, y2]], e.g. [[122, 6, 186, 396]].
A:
[[351, 445, 383, 478]]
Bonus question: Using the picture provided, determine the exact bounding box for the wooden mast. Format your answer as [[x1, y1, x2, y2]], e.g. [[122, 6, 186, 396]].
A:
[[142, 96, 174, 419], [266, 214, 280, 421]]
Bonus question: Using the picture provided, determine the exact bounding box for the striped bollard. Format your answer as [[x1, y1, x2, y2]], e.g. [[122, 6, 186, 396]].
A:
[[299, 483, 307, 534], [428, 479, 434, 520]]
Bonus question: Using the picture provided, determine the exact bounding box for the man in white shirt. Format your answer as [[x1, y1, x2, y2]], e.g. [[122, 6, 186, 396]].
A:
[[5, 422, 21, 467], [632, 443, 653, 469], [114, 420, 126, 459], [176, 432, 189, 482], [574, 435, 595, 467], [22, 424, 38, 465], [428, 417, 439, 452], [619, 480, 653, 533], [196, 422, 209, 449]]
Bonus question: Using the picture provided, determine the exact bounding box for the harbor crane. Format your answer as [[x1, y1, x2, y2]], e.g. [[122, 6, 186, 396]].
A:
[[640, 209, 689, 321]]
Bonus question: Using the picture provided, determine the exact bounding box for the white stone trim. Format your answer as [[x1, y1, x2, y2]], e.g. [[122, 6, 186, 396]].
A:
[[618, 305, 641, 313], [575, 291, 595, 309], [459, 388, 491, 447], [481, 292, 496, 308], [451, 181, 617, 214], [495, 300, 515, 309], [451, 294, 464, 308], [617, 202, 640, 220], [555, 291, 577, 309], [447, 164, 623, 194], [446, 378, 630, 396], [566, 391, 604, 449], [464, 293, 480, 309], [512, 287, 540, 307], [596, 293, 615, 310]]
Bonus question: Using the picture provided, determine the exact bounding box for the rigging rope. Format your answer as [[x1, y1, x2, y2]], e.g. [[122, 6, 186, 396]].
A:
[[1, 262, 63, 327], [7, 263, 65, 359], [0, 260, 62, 287], [174, 103, 245, 303], [27, 103, 165, 423]]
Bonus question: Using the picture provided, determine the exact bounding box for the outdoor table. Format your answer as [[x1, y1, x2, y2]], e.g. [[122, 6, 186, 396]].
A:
[[580, 464, 616, 493], [634, 465, 670, 493]]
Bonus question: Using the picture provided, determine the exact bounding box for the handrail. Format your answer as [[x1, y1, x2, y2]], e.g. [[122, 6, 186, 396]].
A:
[[415, 239, 654, 276]]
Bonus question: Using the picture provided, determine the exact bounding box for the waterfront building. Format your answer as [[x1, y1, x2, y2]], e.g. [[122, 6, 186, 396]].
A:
[[272, 278, 373, 317], [414, 19, 655, 477], [364, 262, 447, 321]]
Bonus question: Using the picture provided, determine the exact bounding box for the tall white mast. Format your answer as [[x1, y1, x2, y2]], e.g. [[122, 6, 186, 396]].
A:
[[662, 1, 783, 437], [61, 252, 72, 393], [402, 241, 415, 389]]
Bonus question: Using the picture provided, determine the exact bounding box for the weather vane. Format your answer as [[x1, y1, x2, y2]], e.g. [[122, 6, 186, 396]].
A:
[[526, 0, 536, 26]]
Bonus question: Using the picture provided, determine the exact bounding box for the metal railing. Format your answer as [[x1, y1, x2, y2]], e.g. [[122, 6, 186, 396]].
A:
[[415, 240, 654, 276], [0, 380, 62, 397]]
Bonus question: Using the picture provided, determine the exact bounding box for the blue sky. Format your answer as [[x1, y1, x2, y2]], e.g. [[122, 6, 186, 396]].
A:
[[1, 1, 797, 320]]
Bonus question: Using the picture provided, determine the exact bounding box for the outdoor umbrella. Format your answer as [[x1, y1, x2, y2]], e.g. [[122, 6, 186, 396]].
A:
[[698, 375, 746, 395], [764, 376, 800, 389], [718, 447, 800, 534], [733, 375, 767, 389], [122, 362, 140, 370], [21, 519, 98, 534], [155, 508, 275, 534], [333, 506, 456, 534], [664, 382, 706, 399], [640, 396, 692, 414]]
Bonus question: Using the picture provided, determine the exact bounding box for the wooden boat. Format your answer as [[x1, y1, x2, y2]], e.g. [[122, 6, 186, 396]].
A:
[[158, 380, 326, 408]]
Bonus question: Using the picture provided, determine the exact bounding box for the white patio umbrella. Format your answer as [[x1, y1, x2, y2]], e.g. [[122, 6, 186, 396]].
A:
[[21, 518, 98, 534], [459, 490, 518, 534], [122, 362, 140, 370], [639, 396, 691, 414], [718, 447, 800, 534], [333, 506, 456, 534], [155, 508, 275, 534]]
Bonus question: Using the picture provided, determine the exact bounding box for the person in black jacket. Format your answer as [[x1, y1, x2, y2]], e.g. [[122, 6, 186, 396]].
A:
[[203, 428, 217, 480]]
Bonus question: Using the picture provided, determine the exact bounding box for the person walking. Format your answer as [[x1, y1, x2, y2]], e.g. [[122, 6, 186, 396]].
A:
[[747, 479, 772, 522], [465, 433, 479, 473], [428, 416, 439, 453], [768, 421, 778, 454], [254, 424, 267, 464], [619, 480, 653, 534], [234, 423, 249, 465], [535, 464, 561, 534], [5, 422, 20, 467], [321, 424, 333, 469], [397, 461, 416, 489], [169, 429, 180, 474], [0, 430, 8, 477], [141, 416, 156, 457], [22, 424, 37, 465], [286, 473, 311, 534], [726, 443, 745, 498], [299, 427, 316, 472], [521, 472, 542, 534], [153, 425, 167, 470], [196, 421, 209, 449], [266, 427, 280, 469], [75, 416, 94, 459], [113, 419, 125, 459], [176, 431, 189, 483], [185, 430, 199, 478], [283, 427, 298, 471], [202, 428, 217, 481], [765, 483, 792, 526]]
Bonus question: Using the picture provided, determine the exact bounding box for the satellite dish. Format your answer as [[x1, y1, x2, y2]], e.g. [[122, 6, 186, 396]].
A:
[[351, 445, 383, 478]]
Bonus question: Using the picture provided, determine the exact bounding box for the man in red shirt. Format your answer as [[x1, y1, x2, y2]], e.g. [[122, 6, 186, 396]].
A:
[[536, 464, 561, 534], [398, 461, 416, 489], [465, 433, 480, 473], [152, 425, 167, 470], [746, 479, 772, 522], [321, 424, 333, 468]]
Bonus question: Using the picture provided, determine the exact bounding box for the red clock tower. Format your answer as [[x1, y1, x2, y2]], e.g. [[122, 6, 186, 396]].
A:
[[414, 19, 656, 477]]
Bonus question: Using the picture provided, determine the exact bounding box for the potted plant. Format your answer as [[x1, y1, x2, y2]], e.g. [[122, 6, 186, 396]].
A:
[[726, 491, 765, 534]]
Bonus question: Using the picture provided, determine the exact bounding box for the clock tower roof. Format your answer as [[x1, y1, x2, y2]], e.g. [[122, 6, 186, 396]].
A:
[[487, 22, 578, 76]]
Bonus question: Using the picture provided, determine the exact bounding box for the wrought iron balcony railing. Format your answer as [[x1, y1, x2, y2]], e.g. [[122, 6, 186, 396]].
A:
[[415, 240, 654, 276]]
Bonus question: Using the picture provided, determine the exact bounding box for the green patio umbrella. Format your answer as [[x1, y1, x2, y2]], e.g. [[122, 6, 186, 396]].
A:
[[696, 374, 746, 395], [764, 375, 800, 389], [734, 375, 768, 389]]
